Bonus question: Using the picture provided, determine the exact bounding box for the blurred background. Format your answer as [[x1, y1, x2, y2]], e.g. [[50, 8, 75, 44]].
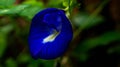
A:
[[0, 0, 120, 67]]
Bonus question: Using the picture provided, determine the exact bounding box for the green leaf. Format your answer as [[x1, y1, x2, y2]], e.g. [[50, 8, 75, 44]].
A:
[[5, 58, 17, 67], [0, 9, 11, 15], [10, 4, 30, 13], [0, 34, 6, 58], [75, 31, 120, 53], [0, 24, 13, 58], [0, 24, 13, 34], [17, 53, 31, 63], [0, 4, 30, 15], [27, 59, 55, 67], [72, 52, 89, 62], [108, 45, 120, 54], [48, 0, 63, 8], [42, 60, 55, 67], [20, 6, 43, 19], [27, 59, 43, 67], [72, 13, 104, 29], [73, 31, 120, 61], [0, 64, 2, 67], [0, 0, 15, 7], [23, 0, 44, 7]]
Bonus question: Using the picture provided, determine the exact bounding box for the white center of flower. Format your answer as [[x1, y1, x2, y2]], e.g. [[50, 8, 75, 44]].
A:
[[42, 30, 60, 43]]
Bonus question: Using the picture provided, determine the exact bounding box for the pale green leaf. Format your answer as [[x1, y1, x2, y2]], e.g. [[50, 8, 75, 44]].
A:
[[0, 4, 30, 15], [20, 6, 43, 19], [72, 13, 104, 29]]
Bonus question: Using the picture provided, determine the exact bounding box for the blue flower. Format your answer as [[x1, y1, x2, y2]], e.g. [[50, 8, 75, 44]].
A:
[[28, 8, 73, 60]]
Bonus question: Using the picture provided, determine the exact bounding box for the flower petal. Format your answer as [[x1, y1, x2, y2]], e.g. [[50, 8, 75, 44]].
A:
[[28, 8, 73, 60]]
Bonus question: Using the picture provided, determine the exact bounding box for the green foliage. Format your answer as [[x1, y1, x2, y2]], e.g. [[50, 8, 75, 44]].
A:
[[108, 45, 120, 54], [0, 0, 55, 67], [0, 34, 7, 58], [47, 0, 63, 8], [27, 59, 42, 67], [27, 59, 55, 67], [77, 31, 120, 52], [42, 60, 55, 67], [0, 4, 30, 15], [0, 0, 15, 8], [0, 0, 119, 67], [73, 31, 120, 61], [72, 13, 104, 29], [19, 6, 43, 19], [17, 53, 31, 63], [0, 24, 13, 58], [5, 58, 18, 67]]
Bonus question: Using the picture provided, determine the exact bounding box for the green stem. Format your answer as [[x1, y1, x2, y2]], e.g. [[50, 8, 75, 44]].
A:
[[54, 58, 61, 67], [68, 0, 71, 16]]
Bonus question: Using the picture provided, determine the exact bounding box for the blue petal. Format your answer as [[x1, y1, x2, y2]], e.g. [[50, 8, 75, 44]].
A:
[[28, 8, 73, 60]]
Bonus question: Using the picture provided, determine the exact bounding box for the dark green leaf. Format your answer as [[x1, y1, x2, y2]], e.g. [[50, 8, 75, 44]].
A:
[[42, 60, 55, 67], [0, 24, 13, 58], [0, 34, 6, 58], [27, 59, 43, 67], [75, 31, 120, 53], [17, 53, 31, 63], [108, 45, 120, 54], [5, 58, 17, 67], [73, 31, 120, 62]]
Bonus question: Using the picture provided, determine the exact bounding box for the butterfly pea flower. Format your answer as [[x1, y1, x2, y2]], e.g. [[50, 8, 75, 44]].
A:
[[28, 8, 73, 60]]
